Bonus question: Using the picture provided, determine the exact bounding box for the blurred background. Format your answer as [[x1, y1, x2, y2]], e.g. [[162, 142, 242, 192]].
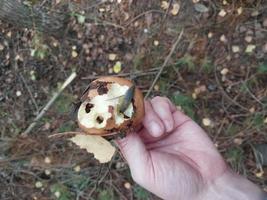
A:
[[0, 0, 266, 199]]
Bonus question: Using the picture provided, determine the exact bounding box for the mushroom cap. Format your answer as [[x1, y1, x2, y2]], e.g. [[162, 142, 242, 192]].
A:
[[77, 77, 144, 136]]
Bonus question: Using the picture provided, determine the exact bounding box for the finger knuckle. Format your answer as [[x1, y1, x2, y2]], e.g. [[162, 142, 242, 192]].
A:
[[152, 96, 169, 104]]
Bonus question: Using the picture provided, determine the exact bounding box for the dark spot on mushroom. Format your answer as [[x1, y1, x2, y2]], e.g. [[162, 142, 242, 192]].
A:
[[85, 103, 94, 113], [97, 84, 108, 95], [92, 81, 111, 95], [123, 114, 130, 119], [96, 116, 104, 124]]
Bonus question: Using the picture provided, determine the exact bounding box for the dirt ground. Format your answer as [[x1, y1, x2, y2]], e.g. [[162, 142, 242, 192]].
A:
[[0, 0, 267, 199]]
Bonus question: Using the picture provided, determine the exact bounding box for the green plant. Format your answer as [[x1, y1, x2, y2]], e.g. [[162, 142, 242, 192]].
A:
[[97, 189, 115, 200], [171, 92, 196, 119], [133, 185, 150, 200], [258, 63, 267, 74], [201, 57, 214, 73], [64, 174, 92, 191], [50, 183, 72, 200], [250, 113, 265, 129], [30, 33, 49, 59], [225, 147, 245, 173], [58, 121, 76, 132], [54, 93, 74, 114], [175, 54, 195, 71], [225, 124, 241, 136]]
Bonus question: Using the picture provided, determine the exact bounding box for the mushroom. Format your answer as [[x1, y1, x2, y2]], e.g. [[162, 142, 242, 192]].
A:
[[77, 77, 144, 136]]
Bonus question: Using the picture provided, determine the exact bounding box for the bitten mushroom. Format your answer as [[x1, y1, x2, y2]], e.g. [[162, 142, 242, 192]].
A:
[[77, 77, 144, 136]]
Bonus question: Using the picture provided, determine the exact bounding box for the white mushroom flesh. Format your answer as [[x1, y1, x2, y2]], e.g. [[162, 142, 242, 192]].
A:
[[78, 83, 134, 129]]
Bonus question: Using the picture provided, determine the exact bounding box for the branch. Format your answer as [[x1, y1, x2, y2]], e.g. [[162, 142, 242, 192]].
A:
[[22, 72, 77, 136], [145, 29, 184, 99]]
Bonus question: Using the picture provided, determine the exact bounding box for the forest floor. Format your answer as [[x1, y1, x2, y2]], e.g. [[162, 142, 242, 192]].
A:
[[0, 0, 267, 199]]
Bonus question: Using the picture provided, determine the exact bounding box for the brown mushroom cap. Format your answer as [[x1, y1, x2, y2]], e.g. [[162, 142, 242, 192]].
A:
[[77, 77, 144, 136]]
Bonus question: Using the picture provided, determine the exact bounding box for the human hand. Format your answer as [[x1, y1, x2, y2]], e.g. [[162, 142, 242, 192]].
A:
[[117, 97, 265, 200]]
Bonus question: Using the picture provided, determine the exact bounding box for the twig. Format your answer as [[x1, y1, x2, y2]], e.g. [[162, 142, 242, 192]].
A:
[[81, 67, 162, 80], [19, 73, 39, 113], [145, 29, 184, 99], [124, 10, 164, 27], [159, 0, 173, 34], [214, 65, 249, 111], [241, 81, 265, 106], [22, 72, 77, 136]]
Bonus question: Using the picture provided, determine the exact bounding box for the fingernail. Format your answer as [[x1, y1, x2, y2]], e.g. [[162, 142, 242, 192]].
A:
[[164, 120, 173, 132], [149, 121, 162, 137]]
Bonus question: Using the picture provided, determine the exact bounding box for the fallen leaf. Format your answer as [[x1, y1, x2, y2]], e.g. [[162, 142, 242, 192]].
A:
[[218, 9, 227, 17], [232, 45, 240, 53], [233, 138, 243, 145], [192, 92, 197, 99], [113, 61, 122, 73], [223, 0, 228, 5], [161, 1, 169, 10], [202, 118, 212, 127], [237, 7, 243, 15], [77, 14, 86, 24], [208, 32, 213, 38], [194, 3, 209, 13], [220, 34, 227, 43], [153, 40, 159, 46], [255, 170, 264, 178], [124, 182, 131, 189], [74, 165, 81, 172], [171, 3, 180, 15], [108, 53, 117, 61], [245, 44, 256, 53], [99, 8, 105, 12], [220, 68, 229, 75], [35, 181, 43, 188], [69, 134, 116, 163], [0, 44, 4, 51], [44, 157, 51, 164], [245, 35, 253, 43], [72, 50, 78, 58]]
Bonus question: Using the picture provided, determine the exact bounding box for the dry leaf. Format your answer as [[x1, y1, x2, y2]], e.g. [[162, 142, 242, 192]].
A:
[[220, 34, 227, 43], [113, 61, 122, 73], [202, 118, 212, 127], [237, 7, 243, 15], [69, 134, 116, 163], [245, 44, 256, 53], [108, 53, 117, 61], [171, 3, 180, 15], [232, 45, 240, 53], [153, 40, 159, 46], [72, 50, 78, 58], [218, 9, 227, 17], [245, 36, 253, 43], [220, 68, 229, 75], [161, 1, 169, 10]]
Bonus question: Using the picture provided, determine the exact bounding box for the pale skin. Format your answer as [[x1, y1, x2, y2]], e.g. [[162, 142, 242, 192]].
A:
[[117, 96, 266, 200]]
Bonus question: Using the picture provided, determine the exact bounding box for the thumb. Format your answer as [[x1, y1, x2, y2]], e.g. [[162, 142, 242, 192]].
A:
[[116, 132, 150, 180]]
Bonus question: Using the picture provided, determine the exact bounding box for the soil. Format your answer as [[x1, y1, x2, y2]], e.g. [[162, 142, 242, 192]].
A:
[[0, 0, 266, 199]]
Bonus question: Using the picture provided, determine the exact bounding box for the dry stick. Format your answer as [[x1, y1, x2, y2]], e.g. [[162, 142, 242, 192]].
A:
[[145, 29, 184, 99], [19, 73, 39, 113], [22, 72, 77, 136], [81, 67, 162, 80]]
